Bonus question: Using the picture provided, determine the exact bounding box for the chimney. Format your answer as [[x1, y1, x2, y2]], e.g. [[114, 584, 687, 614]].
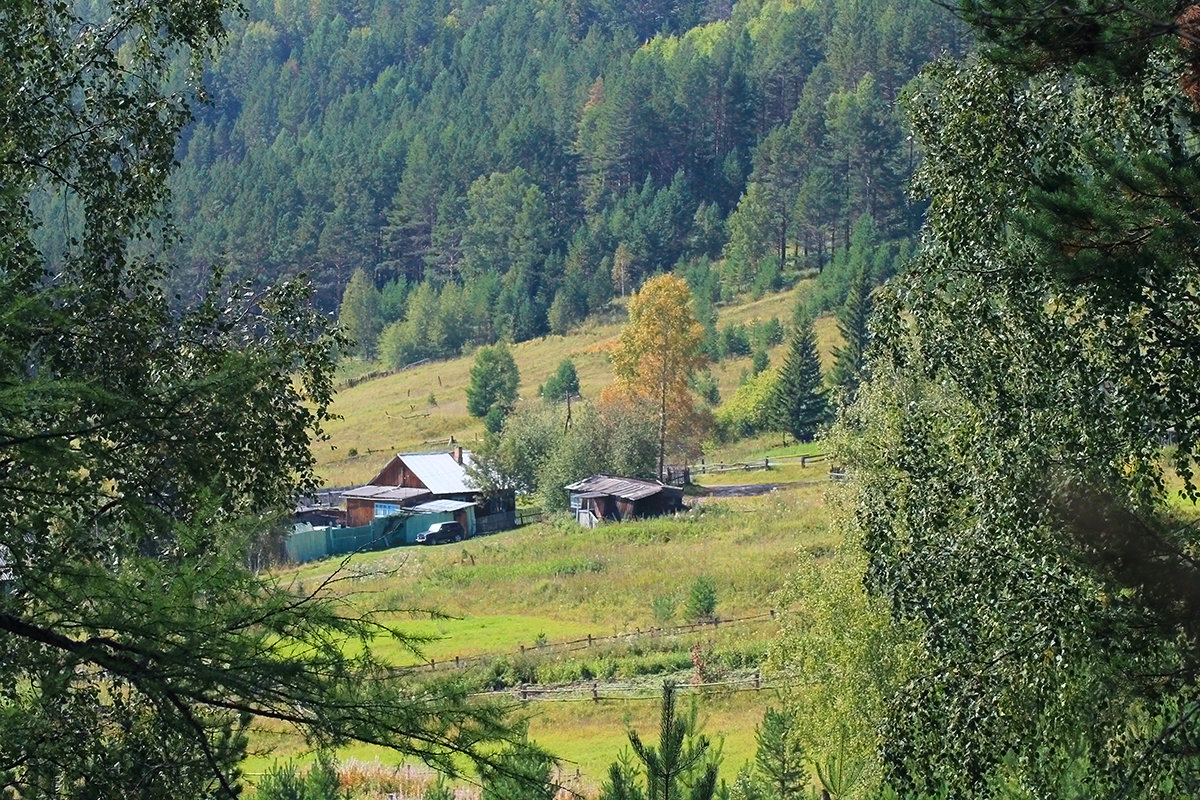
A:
[[453, 446, 463, 464]]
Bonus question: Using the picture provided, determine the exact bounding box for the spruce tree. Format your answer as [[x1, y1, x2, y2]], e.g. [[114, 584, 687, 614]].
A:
[[466, 342, 521, 426], [829, 263, 872, 403], [774, 315, 826, 442]]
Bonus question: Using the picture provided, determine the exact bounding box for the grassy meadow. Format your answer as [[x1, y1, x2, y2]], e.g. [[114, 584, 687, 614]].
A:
[[315, 284, 841, 487], [250, 482, 836, 793], [271, 283, 849, 795]]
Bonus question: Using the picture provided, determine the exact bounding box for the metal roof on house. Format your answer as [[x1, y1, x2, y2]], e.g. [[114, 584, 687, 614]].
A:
[[342, 485, 430, 502], [396, 451, 477, 495], [410, 499, 477, 514], [564, 475, 678, 502]]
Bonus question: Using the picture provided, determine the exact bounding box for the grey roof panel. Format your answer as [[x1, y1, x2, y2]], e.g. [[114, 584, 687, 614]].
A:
[[398, 451, 477, 495], [564, 474, 676, 501], [410, 499, 477, 513], [343, 485, 430, 502]]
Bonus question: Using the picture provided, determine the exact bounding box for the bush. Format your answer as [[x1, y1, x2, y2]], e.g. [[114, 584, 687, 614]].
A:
[[715, 369, 780, 439], [652, 593, 678, 623], [751, 349, 769, 375], [719, 322, 753, 359], [686, 575, 718, 621]]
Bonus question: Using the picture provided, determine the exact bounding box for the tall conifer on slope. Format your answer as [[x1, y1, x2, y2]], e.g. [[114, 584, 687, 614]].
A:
[[338, 268, 382, 358], [774, 314, 826, 442], [830, 263, 872, 403]]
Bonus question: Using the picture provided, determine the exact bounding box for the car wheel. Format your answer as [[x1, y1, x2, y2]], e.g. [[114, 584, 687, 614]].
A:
[[454, 534, 462, 542]]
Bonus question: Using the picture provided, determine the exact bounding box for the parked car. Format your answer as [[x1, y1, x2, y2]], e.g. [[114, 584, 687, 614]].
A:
[[416, 521, 466, 545]]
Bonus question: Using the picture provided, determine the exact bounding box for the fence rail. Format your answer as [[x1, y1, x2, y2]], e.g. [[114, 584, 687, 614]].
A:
[[393, 610, 778, 675], [683, 453, 830, 476], [469, 671, 782, 703]]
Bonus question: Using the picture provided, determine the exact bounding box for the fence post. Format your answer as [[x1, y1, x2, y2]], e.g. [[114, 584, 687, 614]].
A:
[[754, 671, 761, 690], [802, 455, 808, 468], [455, 655, 460, 668], [587, 633, 593, 647], [765, 457, 769, 469], [770, 609, 776, 619]]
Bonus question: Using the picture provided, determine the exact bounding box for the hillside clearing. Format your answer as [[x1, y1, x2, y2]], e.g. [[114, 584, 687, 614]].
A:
[[316, 285, 841, 487]]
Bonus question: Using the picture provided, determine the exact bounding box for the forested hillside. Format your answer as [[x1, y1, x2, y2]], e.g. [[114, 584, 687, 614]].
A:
[[153, 0, 962, 342]]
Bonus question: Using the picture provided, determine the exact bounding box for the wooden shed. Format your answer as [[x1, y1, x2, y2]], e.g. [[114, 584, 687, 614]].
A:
[[565, 475, 685, 527]]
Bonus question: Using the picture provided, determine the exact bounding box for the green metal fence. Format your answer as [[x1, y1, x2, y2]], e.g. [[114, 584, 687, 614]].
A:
[[285, 510, 457, 564]]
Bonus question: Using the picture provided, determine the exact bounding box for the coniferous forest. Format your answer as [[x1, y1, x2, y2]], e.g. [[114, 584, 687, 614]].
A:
[[46, 0, 964, 358]]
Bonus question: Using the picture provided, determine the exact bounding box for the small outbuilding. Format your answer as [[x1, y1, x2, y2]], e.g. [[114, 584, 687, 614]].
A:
[[565, 475, 685, 527], [293, 504, 347, 528]]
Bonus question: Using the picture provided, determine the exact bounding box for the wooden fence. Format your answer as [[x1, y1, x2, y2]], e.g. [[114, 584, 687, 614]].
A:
[[682, 452, 831, 476], [395, 610, 778, 674]]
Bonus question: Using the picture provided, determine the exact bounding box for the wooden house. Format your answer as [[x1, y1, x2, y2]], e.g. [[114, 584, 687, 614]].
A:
[[565, 475, 685, 527], [343, 448, 515, 532]]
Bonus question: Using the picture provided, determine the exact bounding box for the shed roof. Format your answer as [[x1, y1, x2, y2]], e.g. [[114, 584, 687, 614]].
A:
[[564, 474, 678, 502], [343, 485, 430, 503], [410, 499, 477, 514]]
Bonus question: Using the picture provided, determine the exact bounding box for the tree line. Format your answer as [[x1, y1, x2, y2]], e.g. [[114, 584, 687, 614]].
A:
[[28, 0, 964, 347]]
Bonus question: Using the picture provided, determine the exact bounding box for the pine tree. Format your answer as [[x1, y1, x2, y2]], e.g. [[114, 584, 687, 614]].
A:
[[829, 263, 872, 403], [598, 757, 646, 800], [774, 315, 826, 442], [422, 777, 454, 800], [625, 682, 719, 800], [753, 708, 806, 799], [478, 739, 557, 800]]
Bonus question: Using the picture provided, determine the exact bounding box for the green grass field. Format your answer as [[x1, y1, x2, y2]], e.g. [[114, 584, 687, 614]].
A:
[[316, 284, 841, 487], [249, 482, 836, 794], [277, 283, 847, 795]]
